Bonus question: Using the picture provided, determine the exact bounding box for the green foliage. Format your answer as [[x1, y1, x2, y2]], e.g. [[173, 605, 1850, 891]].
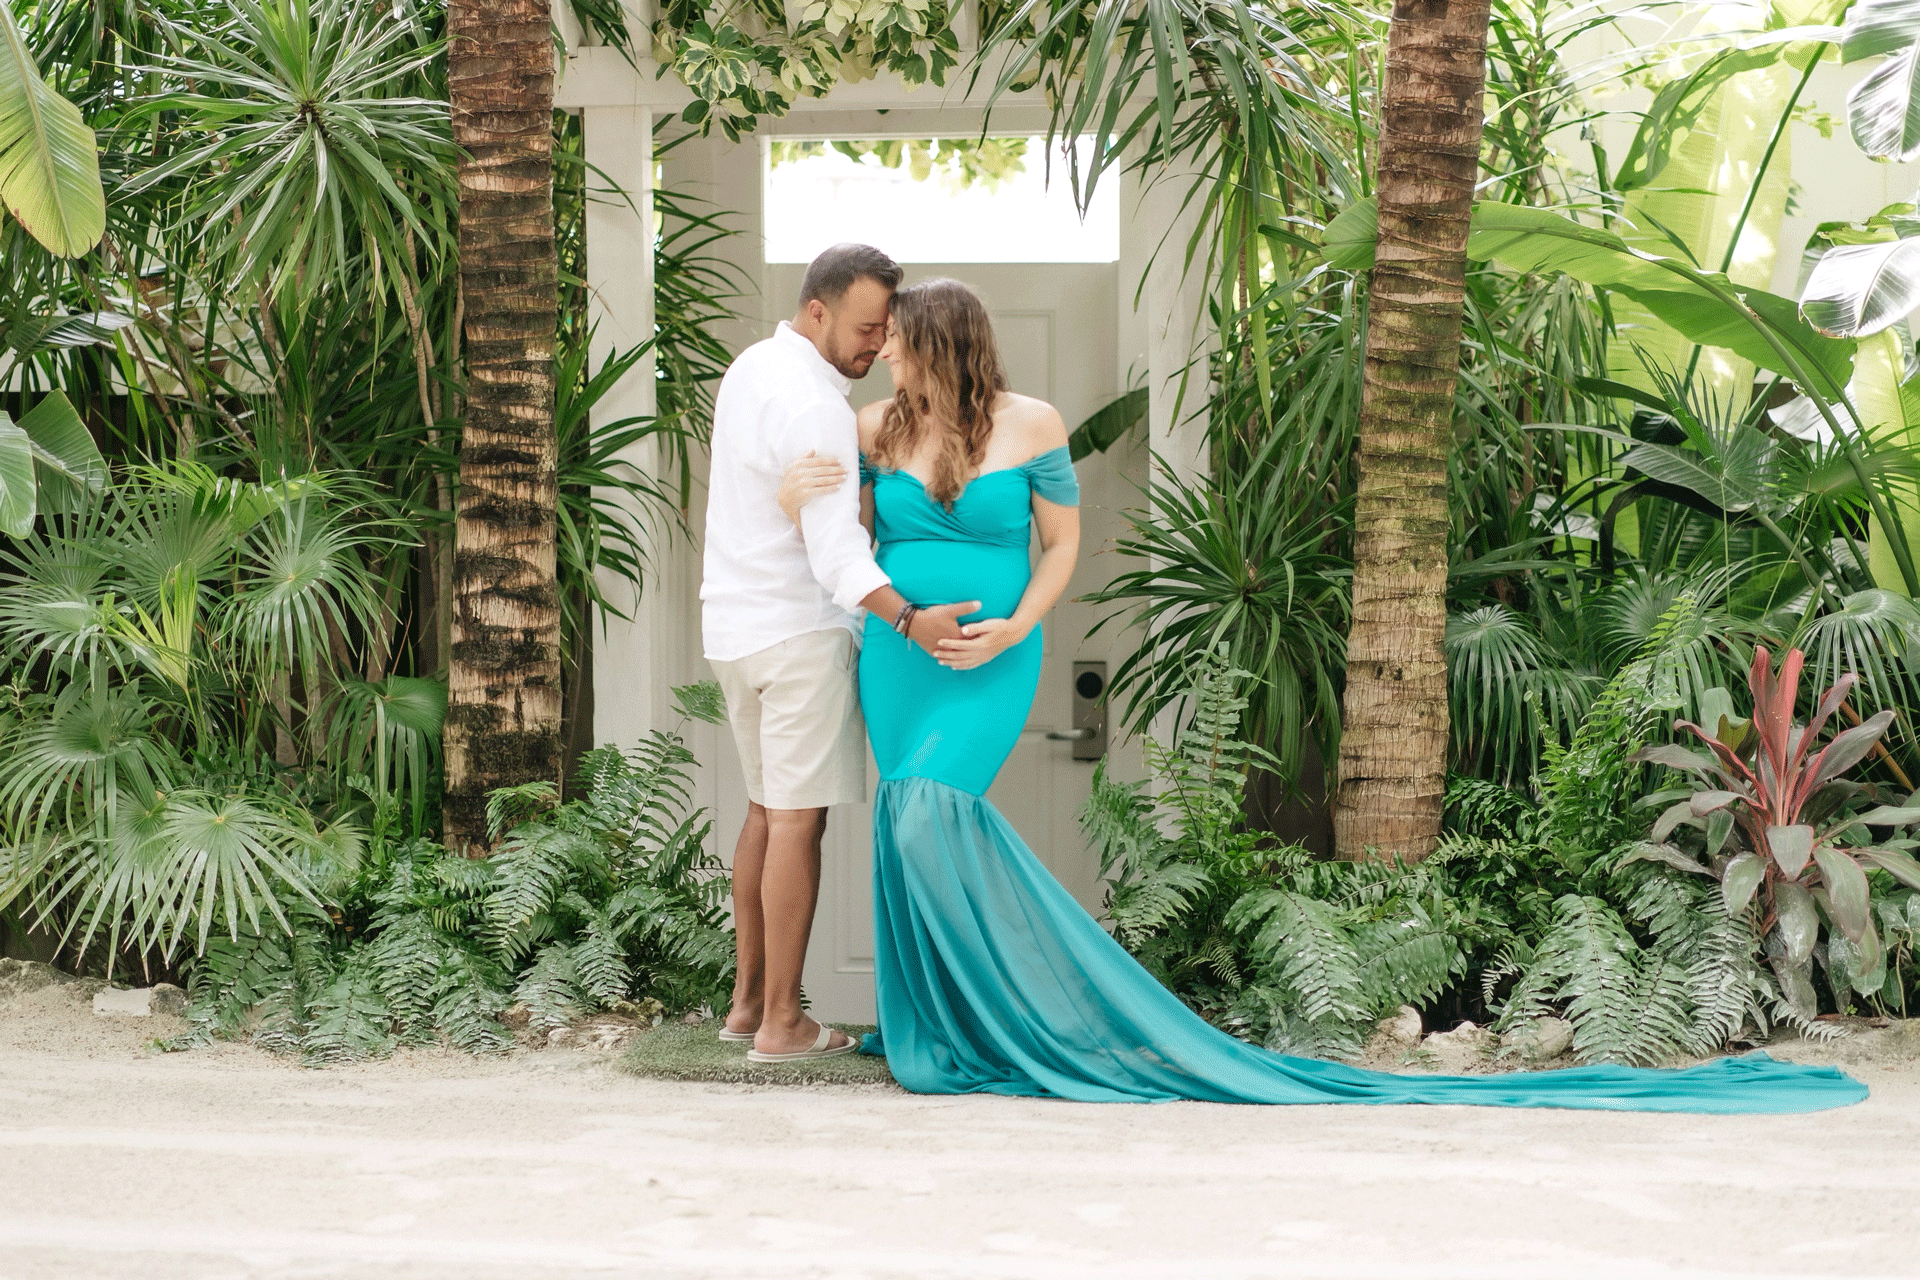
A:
[[1627, 645, 1920, 1020], [118, 0, 454, 306], [0, 0, 103, 256], [1086, 651, 1470, 1059], [769, 137, 1031, 192], [176, 705, 733, 1063], [648, 0, 959, 141], [0, 465, 420, 970]]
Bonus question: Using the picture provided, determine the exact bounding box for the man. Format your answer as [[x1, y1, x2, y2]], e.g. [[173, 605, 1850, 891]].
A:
[[701, 244, 976, 1062]]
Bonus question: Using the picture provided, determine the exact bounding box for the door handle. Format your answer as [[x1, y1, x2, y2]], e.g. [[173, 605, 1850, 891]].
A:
[[1044, 728, 1095, 741]]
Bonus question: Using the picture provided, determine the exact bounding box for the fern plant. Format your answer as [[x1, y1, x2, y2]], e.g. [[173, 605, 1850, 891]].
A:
[[177, 684, 733, 1062], [1085, 650, 1470, 1059]]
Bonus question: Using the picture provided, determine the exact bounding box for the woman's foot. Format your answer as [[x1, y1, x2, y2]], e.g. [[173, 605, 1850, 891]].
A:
[[721, 1007, 760, 1039]]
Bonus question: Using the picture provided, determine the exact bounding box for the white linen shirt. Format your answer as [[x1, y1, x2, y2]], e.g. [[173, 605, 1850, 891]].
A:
[[700, 321, 891, 662]]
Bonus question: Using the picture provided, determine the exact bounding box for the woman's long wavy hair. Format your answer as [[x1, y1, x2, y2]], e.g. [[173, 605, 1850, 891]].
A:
[[871, 278, 1008, 506]]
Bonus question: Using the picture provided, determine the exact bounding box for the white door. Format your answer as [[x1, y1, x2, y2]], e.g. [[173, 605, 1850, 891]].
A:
[[757, 260, 1138, 1022]]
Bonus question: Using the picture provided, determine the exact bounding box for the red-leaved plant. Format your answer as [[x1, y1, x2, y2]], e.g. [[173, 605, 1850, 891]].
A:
[[1630, 646, 1920, 1014]]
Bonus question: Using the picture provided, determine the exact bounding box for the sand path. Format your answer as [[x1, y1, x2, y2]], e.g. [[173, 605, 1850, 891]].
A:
[[3, 983, 1918, 1279]]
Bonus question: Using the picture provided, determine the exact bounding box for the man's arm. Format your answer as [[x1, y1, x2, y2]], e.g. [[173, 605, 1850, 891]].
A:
[[784, 405, 974, 654], [787, 404, 888, 614]]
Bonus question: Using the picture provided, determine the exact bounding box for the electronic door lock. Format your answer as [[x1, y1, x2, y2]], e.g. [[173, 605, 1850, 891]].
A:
[[1063, 661, 1106, 761]]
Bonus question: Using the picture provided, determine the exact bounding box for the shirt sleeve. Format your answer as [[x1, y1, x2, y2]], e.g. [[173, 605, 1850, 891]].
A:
[[783, 400, 891, 613]]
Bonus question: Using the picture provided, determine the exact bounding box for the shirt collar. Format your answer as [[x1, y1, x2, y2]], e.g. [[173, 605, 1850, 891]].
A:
[[776, 320, 853, 396]]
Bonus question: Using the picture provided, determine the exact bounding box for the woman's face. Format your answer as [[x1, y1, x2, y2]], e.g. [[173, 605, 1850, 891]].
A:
[[880, 321, 919, 393]]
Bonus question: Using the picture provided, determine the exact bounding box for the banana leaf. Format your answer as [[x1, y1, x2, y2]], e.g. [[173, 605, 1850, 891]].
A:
[[0, 2, 103, 256]]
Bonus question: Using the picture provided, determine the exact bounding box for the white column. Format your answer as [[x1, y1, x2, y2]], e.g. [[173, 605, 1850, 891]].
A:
[[1119, 156, 1212, 776], [585, 106, 659, 749], [1127, 164, 1211, 486]]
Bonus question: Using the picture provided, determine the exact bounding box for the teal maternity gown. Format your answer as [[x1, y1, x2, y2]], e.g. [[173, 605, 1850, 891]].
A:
[[855, 445, 1865, 1113]]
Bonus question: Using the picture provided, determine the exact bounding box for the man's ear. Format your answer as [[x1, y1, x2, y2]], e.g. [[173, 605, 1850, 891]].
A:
[[805, 298, 829, 326]]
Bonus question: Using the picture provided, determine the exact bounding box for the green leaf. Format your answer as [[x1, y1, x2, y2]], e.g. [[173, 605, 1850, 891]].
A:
[[17, 390, 104, 515], [1722, 852, 1767, 914], [1067, 387, 1148, 462], [1689, 789, 1744, 816], [671, 680, 727, 725], [370, 676, 447, 736], [1854, 805, 1920, 826], [1813, 846, 1872, 939], [1860, 845, 1920, 889], [0, 416, 37, 538], [1705, 808, 1736, 858], [1828, 919, 1887, 995], [1651, 798, 1695, 842], [1629, 743, 1719, 772], [1849, 44, 1920, 160], [1842, 0, 1920, 61], [4, 310, 132, 356], [0, 2, 104, 256], [1774, 880, 1821, 964], [1769, 823, 1816, 878], [1800, 238, 1920, 336], [1625, 840, 1713, 876], [1322, 199, 1377, 272]]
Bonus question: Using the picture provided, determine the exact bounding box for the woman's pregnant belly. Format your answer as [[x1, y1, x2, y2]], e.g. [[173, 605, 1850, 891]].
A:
[[862, 538, 1041, 794], [877, 539, 1030, 622]]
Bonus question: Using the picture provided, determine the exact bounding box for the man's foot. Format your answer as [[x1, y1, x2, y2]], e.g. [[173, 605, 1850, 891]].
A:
[[719, 1007, 760, 1041], [751, 1017, 856, 1058]]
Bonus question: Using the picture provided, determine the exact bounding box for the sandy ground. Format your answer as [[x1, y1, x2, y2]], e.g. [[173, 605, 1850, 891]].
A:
[[4, 974, 1920, 1280]]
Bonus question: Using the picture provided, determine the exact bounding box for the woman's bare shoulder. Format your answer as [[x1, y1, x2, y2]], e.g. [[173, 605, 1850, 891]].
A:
[[993, 391, 1068, 452], [855, 399, 888, 450]]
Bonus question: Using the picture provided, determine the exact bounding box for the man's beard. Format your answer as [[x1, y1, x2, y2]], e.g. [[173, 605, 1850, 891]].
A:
[[826, 336, 878, 379]]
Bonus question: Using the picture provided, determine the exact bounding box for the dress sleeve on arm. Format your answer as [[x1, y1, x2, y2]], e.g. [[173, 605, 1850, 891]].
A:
[[859, 453, 877, 487], [1022, 445, 1080, 507]]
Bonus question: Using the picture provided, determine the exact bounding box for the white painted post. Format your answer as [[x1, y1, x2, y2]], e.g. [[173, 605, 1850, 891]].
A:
[[1131, 165, 1210, 485], [1119, 155, 1212, 777], [584, 106, 660, 749]]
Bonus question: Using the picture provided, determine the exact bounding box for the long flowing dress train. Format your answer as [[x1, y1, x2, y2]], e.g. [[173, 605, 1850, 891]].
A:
[[855, 447, 1866, 1113]]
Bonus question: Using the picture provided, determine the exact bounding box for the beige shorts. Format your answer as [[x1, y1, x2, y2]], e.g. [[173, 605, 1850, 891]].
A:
[[709, 627, 867, 810]]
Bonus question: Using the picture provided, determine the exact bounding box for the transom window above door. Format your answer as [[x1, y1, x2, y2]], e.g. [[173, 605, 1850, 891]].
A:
[[763, 136, 1119, 264]]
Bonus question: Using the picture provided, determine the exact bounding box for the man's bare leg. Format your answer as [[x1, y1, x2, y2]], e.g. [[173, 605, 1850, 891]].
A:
[[724, 802, 770, 1036], [753, 806, 855, 1054]]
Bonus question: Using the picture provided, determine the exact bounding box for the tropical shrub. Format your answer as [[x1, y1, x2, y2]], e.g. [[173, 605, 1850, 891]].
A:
[[1451, 597, 1796, 1064], [0, 463, 420, 971], [1630, 646, 1920, 1018], [1086, 651, 1475, 1059], [177, 684, 733, 1061]]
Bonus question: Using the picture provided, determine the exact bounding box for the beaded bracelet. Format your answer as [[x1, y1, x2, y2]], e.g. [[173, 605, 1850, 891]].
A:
[[893, 603, 919, 636]]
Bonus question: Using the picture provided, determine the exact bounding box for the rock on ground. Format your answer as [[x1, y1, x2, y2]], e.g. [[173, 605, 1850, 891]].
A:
[[1499, 1016, 1575, 1065], [91, 984, 187, 1019], [1416, 1021, 1498, 1074]]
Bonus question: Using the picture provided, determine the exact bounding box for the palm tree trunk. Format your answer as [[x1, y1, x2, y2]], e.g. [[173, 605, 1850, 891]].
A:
[[443, 0, 561, 854], [1334, 0, 1491, 862]]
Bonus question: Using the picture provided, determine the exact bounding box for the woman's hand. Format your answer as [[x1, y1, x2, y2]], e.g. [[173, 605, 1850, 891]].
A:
[[935, 618, 1031, 671], [776, 451, 848, 527]]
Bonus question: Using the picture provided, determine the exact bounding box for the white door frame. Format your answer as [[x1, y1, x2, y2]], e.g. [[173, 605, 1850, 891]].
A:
[[567, 59, 1212, 1020]]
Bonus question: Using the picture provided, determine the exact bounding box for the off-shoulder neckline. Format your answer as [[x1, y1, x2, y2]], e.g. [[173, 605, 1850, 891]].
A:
[[862, 444, 1070, 493]]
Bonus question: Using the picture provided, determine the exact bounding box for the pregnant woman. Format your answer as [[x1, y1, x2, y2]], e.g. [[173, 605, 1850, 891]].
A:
[[778, 277, 1865, 1113]]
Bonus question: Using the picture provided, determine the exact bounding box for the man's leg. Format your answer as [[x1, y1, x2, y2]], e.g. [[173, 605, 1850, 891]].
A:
[[724, 801, 770, 1036], [754, 805, 855, 1054]]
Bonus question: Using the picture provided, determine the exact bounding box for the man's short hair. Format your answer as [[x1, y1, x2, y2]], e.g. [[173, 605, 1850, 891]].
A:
[[798, 243, 903, 310]]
